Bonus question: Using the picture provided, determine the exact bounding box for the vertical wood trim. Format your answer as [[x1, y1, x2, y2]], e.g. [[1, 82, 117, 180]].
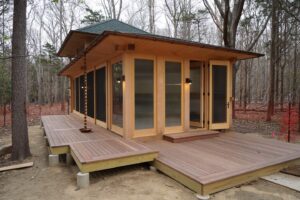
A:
[[107, 60, 112, 130], [156, 56, 165, 137], [123, 53, 133, 138], [70, 77, 74, 113], [94, 67, 96, 124], [205, 61, 210, 130], [183, 59, 190, 131], [228, 61, 233, 128]]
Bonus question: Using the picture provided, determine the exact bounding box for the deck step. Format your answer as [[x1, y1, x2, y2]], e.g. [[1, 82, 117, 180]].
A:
[[163, 131, 219, 143]]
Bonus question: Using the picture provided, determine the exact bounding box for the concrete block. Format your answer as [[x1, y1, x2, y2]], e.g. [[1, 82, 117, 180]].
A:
[[48, 154, 59, 166], [195, 194, 210, 200], [66, 153, 74, 165], [77, 172, 89, 188], [149, 166, 157, 172]]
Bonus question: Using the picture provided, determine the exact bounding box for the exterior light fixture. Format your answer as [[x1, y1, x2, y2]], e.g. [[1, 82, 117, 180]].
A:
[[117, 75, 125, 84], [185, 78, 192, 85]]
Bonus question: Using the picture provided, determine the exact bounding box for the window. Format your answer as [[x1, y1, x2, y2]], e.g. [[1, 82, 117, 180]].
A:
[[134, 59, 154, 130], [112, 61, 123, 128], [96, 67, 106, 122], [165, 61, 182, 127]]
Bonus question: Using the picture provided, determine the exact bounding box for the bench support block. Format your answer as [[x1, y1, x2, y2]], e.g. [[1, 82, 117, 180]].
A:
[[48, 154, 59, 166]]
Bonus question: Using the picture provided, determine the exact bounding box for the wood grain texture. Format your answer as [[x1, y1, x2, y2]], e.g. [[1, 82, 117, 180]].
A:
[[163, 130, 219, 143], [145, 132, 300, 185], [41, 115, 157, 166]]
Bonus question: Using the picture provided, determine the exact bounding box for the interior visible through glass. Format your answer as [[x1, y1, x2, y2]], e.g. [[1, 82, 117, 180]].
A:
[[165, 61, 182, 127], [190, 61, 202, 125], [75, 77, 80, 111], [96, 67, 106, 122], [79, 75, 84, 113], [134, 59, 154, 130], [112, 61, 123, 128], [212, 65, 227, 123]]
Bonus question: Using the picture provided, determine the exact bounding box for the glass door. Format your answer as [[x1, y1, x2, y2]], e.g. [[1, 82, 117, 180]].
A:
[[95, 67, 106, 127], [111, 61, 123, 134], [190, 61, 203, 128], [134, 59, 155, 135], [165, 61, 183, 132], [209, 61, 230, 129]]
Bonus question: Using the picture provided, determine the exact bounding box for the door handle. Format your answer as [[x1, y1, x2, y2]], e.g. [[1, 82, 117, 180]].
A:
[[227, 102, 230, 108]]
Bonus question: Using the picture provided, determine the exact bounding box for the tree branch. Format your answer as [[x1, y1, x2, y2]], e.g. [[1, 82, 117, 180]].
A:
[[203, 0, 223, 32], [223, 0, 230, 46], [246, 13, 271, 51]]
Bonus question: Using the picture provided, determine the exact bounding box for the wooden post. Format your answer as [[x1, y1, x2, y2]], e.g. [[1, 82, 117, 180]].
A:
[[80, 53, 92, 133], [288, 102, 291, 143], [298, 98, 300, 132]]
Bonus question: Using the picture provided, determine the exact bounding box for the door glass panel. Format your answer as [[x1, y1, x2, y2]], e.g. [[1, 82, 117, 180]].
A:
[[190, 62, 201, 123], [79, 75, 84, 113], [75, 77, 80, 111], [134, 59, 154, 130], [212, 65, 227, 123], [165, 61, 182, 126], [96, 67, 106, 122], [87, 71, 94, 118], [112, 62, 123, 128]]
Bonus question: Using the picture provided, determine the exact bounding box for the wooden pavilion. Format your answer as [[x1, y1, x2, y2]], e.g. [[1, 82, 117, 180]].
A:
[[58, 19, 263, 138], [41, 19, 300, 198]]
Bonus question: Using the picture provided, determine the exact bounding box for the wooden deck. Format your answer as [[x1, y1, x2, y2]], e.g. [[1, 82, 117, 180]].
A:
[[144, 133, 300, 195], [163, 130, 219, 143], [42, 115, 300, 196], [41, 115, 158, 172]]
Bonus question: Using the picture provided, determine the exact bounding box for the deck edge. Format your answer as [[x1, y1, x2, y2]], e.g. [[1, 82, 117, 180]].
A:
[[71, 149, 158, 173], [202, 158, 300, 195], [152, 160, 203, 194]]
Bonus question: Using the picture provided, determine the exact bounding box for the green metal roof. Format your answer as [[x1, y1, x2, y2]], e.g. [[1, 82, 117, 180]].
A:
[[76, 19, 149, 35]]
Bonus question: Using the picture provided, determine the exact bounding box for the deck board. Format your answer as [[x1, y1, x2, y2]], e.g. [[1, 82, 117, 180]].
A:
[[42, 114, 300, 195], [41, 115, 158, 172], [144, 133, 300, 185]]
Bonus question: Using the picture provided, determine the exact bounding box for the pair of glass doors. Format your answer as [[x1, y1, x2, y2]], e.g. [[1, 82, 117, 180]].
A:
[[110, 59, 230, 136], [190, 60, 230, 130]]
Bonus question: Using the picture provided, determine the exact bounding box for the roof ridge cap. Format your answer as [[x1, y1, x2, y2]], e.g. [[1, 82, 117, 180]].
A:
[[76, 19, 115, 31]]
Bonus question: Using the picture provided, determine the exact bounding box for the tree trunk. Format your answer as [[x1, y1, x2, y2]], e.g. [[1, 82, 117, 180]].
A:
[[280, 64, 284, 111], [292, 36, 297, 105], [239, 66, 243, 107], [266, 0, 278, 121], [148, 0, 155, 33], [298, 97, 300, 132], [3, 104, 6, 127], [11, 0, 31, 161], [243, 62, 247, 112]]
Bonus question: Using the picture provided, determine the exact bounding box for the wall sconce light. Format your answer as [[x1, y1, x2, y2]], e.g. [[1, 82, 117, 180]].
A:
[[185, 78, 192, 85], [117, 75, 125, 84]]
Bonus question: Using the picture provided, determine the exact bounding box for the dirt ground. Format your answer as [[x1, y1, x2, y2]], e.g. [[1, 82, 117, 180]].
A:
[[1, 126, 300, 200]]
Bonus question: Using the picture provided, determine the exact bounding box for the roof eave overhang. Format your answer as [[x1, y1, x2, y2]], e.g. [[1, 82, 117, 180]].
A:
[[58, 31, 264, 76], [57, 30, 100, 57]]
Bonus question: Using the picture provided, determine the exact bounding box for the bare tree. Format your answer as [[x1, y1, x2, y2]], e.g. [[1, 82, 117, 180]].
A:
[[164, 0, 182, 38], [267, 0, 279, 121], [101, 0, 123, 20], [203, 0, 270, 118], [11, 0, 31, 160], [148, 0, 155, 33]]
